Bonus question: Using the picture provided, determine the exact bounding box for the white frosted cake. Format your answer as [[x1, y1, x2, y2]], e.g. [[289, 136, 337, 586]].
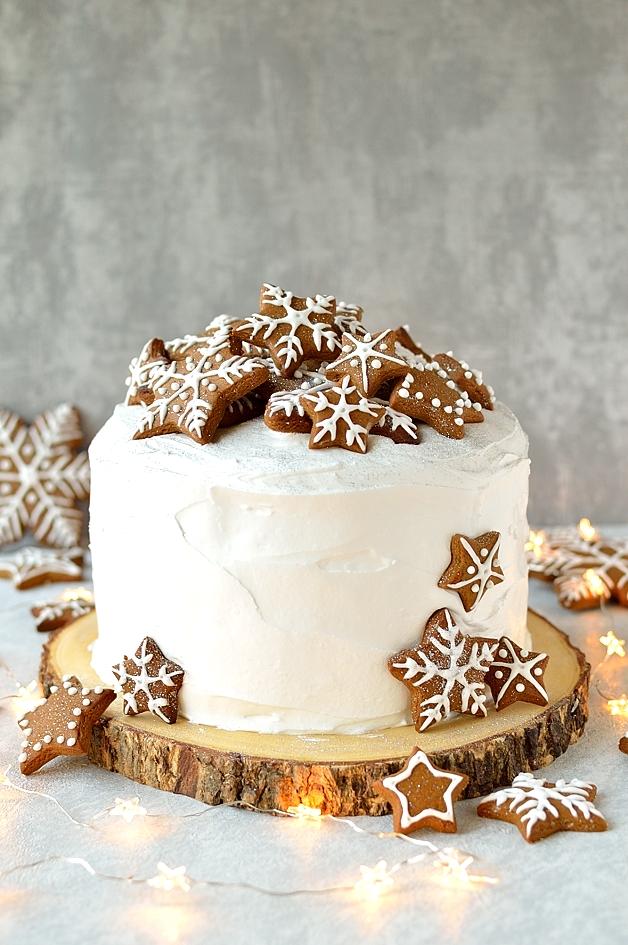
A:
[[89, 285, 530, 735]]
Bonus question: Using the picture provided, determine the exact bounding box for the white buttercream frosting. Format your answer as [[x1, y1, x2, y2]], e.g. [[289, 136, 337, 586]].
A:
[[89, 403, 530, 733]]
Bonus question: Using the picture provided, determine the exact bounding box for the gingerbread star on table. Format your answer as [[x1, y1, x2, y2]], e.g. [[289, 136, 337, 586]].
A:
[[112, 636, 184, 724], [17, 675, 115, 775], [300, 376, 385, 454], [233, 283, 339, 378], [133, 341, 269, 445], [388, 608, 494, 731], [374, 748, 468, 835], [0, 545, 83, 590], [0, 404, 90, 548], [438, 531, 504, 612], [485, 637, 549, 710], [389, 365, 467, 439], [477, 773, 607, 843], [325, 329, 408, 397]]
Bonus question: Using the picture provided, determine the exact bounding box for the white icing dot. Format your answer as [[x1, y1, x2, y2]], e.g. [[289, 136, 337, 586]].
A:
[[494, 670, 504, 679], [515, 683, 526, 693], [82, 698, 91, 706], [208, 383, 217, 392], [67, 687, 78, 695], [398, 389, 409, 399], [454, 418, 464, 426], [23, 728, 32, 737], [32, 742, 41, 752], [62, 674, 71, 681], [467, 565, 476, 574], [57, 735, 65, 744], [72, 708, 81, 716], [43, 734, 52, 743], [81, 688, 89, 695], [533, 667, 543, 676], [498, 649, 508, 659], [171, 405, 181, 413], [350, 358, 359, 367], [67, 738, 77, 747], [21, 740, 28, 748], [18, 753, 27, 763], [520, 650, 529, 658], [444, 405, 453, 413], [431, 398, 441, 407], [94, 687, 103, 694], [371, 359, 382, 369], [471, 583, 480, 593], [480, 548, 489, 557], [67, 721, 77, 729], [49, 686, 58, 693], [415, 391, 424, 400], [18, 719, 27, 728]]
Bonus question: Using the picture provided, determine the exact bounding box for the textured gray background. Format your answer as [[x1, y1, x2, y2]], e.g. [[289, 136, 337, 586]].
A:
[[0, 0, 627, 523]]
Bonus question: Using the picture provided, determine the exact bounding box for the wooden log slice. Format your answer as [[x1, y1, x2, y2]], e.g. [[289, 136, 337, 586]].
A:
[[40, 609, 589, 815]]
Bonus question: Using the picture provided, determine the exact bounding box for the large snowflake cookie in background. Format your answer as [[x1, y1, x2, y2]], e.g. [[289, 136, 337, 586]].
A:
[[477, 773, 607, 843], [0, 404, 90, 548], [90, 281, 531, 735]]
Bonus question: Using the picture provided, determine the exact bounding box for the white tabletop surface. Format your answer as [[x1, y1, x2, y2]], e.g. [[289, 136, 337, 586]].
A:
[[2, 545, 628, 945]]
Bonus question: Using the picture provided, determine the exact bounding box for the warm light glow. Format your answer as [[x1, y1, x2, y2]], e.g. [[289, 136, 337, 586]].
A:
[[109, 796, 147, 823], [608, 696, 628, 718], [13, 680, 42, 716], [433, 848, 499, 888], [147, 863, 192, 893], [354, 861, 394, 901], [578, 518, 599, 542], [525, 529, 547, 560], [61, 586, 94, 604], [286, 803, 322, 820], [600, 630, 626, 660], [583, 569, 606, 598]]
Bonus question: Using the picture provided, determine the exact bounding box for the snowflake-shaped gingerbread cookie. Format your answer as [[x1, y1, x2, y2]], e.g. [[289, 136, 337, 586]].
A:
[[233, 283, 339, 377], [0, 405, 90, 548], [477, 773, 607, 843], [112, 636, 184, 724], [300, 376, 385, 454], [0, 545, 84, 590], [388, 608, 494, 731], [438, 531, 504, 612]]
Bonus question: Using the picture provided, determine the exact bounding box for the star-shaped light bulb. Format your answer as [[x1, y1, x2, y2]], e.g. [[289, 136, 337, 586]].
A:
[[525, 529, 547, 560], [147, 862, 191, 893], [354, 861, 394, 901], [583, 569, 606, 598], [578, 518, 599, 542], [608, 696, 628, 717], [434, 848, 498, 888], [600, 630, 626, 659], [109, 796, 147, 823], [286, 803, 322, 820], [14, 680, 42, 716], [61, 587, 94, 604], [0, 767, 10, 786]]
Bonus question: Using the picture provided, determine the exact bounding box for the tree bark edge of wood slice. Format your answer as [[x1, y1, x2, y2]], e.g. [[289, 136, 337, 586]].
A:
[[39, 608, 590, 815]]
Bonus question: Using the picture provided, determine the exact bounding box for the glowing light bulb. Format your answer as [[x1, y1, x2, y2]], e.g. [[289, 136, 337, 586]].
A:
[[286, 803, 322, 820], [600, 630, 626, 659], [14, 680, 42, 716], [583, 569, 606, 598], [109, 796, 147, 823], [608, 696, 628, 717], [525, 529, 547, 560], [147, 862, 191, 893], [434, 848, 498, 887], [355, 860, 394, 901], [578, 518, 599, 542]]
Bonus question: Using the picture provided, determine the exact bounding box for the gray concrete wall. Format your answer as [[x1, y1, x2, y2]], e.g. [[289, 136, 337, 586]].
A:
[[0, 0, 627, 523]]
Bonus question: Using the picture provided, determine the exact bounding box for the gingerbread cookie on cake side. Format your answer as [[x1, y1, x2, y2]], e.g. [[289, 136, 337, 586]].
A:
[[88, 291, 531, 737]]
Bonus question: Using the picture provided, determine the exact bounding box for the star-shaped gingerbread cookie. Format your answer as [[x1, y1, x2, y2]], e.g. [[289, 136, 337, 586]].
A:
[[300, 376, 385, 453], [388, 608, 494, 731], [477, 773, 607, 843], [133, 341, 269, 445], [0, 404, 90, 548], [374, 748, 468, 835], [112, 636, 184, 724], [17, 675, 115, 775], [438, 531, 504, 611], [389, 365, 467, 439], [233, 283, 339, 378], [485, 637, 549, 710], [325, 330, 408, 396], [431, 352, 495, 411]]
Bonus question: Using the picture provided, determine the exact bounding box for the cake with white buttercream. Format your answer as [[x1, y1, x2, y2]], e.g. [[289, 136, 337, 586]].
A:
[[89, 285, 530, 734]]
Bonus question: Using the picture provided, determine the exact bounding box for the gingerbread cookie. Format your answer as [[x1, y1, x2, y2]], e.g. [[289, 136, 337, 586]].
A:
[[388, 608, 494, 731], [125, 338, 171, 405], [0, 545, 83, 590], [325, 330, 408, 397], [0, 404, 90, 548], [371, 402, 421, 444], [485, 637, 549, 710], [334, 301, 368, 338], [477, 773, 607, 843], [112, 636, 184, 724], [133, 342, 269, 445], [300, 377, 385, 454], [389, 366, 467, 439], [555, 572, 612, 610], [32, 594, 94, 632], [220, 392, 266, 428], [438, 531, 504, 612], [620, 734, 628, 754], [374, 748, 468, 835], [233, 283, 339, 377], [17, 675, 115, 775], [394, 326, 430, 359], [264, 380, 332, 434], [432, 352, 495, 411]]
